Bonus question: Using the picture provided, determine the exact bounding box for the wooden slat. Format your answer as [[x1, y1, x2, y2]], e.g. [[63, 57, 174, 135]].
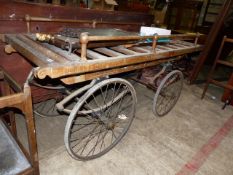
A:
[[43, 43, 81, 61], [210, 79, 233, 91], [140, 46, 153, 51], [61, 56, 182, 84], [5, 35, 50, 66], [217, 60, 233, 67], [86, 49, 108, 59], [130, 47, 151, 53], [18, 35, 68, 63], [35, 44, 203, 79], [0, 69, 22, 92], [166, 44, 180, 49], [0, 93, 25, 108], [225, 38, 233, 43], [156, 48, 163, 52], [157, 45, 172, 50], [140, 46, 166, 53], [172, 43, 189, 48], [94, 47, 124, 57], [177, 40, 195, 47], [110, 46, 137, 55]]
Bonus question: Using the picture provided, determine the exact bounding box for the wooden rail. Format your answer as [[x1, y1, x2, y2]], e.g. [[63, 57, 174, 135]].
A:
[[25, 15, 145, 33]]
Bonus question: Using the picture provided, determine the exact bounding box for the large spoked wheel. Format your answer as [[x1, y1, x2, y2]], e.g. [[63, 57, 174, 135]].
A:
[[30, 79, 66, 118], [34, 97, 62, 117], [153, 70, 183, 117], [64, 78, 137, 160]]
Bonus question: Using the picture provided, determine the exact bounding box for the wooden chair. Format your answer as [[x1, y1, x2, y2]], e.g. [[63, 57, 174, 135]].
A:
[[201, 36, 233, 103], [0, 67, 39, 175]]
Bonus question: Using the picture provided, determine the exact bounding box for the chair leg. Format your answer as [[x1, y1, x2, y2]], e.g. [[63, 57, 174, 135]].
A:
[[1, 78, 18, 136], [23, 87, 39, 175], [201, 79, 210, 99]]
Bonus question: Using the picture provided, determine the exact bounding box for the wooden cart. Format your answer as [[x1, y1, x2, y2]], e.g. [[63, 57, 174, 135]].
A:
[[3, 29, 203, 160]]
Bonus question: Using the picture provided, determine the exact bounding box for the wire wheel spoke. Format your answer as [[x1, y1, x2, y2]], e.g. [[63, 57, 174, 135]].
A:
[[64, 78, 137, 160], [34, 98, 62, 117], [153, 70, 183, 117]]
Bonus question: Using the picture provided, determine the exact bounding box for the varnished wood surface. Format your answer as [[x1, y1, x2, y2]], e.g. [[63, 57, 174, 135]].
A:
[[0, 1, 153, 33], [0, 68, 39, 174], [4, 33, 203, 84]]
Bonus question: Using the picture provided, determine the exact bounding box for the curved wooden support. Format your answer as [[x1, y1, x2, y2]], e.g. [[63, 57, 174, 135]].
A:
[[4, 44, 17, 54]]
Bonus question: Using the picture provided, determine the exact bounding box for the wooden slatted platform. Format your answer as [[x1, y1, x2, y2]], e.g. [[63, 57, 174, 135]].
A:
[[4, 33, 203, 84]]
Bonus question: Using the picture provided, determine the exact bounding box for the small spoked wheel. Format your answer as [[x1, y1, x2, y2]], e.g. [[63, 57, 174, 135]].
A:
[[64, 78, 137, 160], [153, 70, 183, 117]]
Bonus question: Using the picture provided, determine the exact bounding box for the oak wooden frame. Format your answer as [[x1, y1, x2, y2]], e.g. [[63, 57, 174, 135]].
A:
[[0, 67, 39, 175], [4, 33, 203, 85]]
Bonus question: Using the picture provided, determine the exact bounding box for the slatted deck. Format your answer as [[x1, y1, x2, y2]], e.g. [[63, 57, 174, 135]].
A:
[[4, 34, 203, 84]]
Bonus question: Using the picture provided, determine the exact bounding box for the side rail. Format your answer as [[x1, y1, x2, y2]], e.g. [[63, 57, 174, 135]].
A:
[[78, 33, 201, 61]]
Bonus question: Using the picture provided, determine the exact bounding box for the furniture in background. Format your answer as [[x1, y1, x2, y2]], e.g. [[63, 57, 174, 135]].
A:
[[190, 0, 233, 83], [165, 0, 203, 32], [0, 67, 39, 175], [222, 73, 233, 108], [92, 0, 118, 11], [202, 0, 224, 26], [201, 36, 233, 108]]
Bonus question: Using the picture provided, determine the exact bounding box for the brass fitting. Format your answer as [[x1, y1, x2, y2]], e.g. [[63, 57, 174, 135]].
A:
[[36, 33, 54, 42]]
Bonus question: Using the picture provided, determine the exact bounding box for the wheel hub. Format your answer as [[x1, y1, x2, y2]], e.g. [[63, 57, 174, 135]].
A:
[[107, 121, 115, 130]]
